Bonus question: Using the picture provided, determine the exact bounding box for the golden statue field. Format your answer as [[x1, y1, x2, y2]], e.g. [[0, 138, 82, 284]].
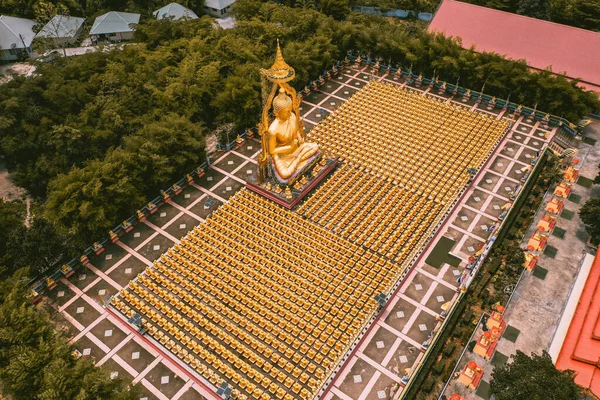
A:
[[112, 45, 509, 400]]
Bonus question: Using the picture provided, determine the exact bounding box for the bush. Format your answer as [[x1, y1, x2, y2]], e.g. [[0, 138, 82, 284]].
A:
[[443, 341, 456, 357]]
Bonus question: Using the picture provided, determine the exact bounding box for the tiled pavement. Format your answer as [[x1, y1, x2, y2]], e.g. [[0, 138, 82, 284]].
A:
[[41, 64, 557, 400]]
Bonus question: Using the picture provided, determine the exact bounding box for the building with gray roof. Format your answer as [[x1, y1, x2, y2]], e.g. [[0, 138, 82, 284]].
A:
[[0, 15, 36, 61], [154, 3, 199, 20], [35, 15, 85, 47], [89, 11, 140, 43]]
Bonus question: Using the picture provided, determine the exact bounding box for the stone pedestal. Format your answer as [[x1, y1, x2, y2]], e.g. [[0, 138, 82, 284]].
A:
[[247, 158, 338, 209]]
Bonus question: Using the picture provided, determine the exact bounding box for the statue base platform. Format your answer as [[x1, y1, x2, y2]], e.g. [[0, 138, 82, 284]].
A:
[[246, 158, 338, 209]]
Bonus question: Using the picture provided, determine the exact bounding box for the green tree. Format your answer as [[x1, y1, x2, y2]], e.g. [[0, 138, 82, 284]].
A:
[[45, 158, 145, 243], [320, 0, 351, 20], [579, 197, 600, 244], [120, 114, 206, 195], [491, 351, 582, 400], [0, 269, 142, 400], [4, 218, 80, 278], [517, 0, 550, 19], [0, 199, 26, 277]]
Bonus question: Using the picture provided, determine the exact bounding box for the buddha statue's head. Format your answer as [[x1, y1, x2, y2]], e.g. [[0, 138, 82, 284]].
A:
[[273, 87, 293, 121]]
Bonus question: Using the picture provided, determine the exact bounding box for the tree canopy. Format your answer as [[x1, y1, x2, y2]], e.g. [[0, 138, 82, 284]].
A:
[[491, 351, 582, 400], [579, 197, 600, 245], [0, 269, 142, 400], [462, 0, 600, 31]]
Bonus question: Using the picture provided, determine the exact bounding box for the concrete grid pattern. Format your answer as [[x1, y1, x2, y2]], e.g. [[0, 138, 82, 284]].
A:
[[41, 64, 556, 400]]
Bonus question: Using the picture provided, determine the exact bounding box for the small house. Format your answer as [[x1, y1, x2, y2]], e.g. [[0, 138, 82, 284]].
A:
[[35, 15, 85, 47], [89, 11, 140, 43], [154, 3, 199, 20], [0, 15, 36, 61]]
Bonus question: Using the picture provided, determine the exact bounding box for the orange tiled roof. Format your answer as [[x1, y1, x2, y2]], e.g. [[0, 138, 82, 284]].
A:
[[556, 247, 600, 395]]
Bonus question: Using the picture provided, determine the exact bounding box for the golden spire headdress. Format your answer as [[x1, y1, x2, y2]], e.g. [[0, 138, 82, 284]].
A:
[[261, 39, 295, 84]]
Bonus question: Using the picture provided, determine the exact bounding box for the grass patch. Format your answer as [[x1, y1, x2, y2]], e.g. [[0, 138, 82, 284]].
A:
[[568, 193, 582, 204], [577, 176, 594, 188], [552, 227, 566, 239], [491, 352, 509, 367], [475, 380, 492, 400], [544, 245, 558, 258], [582, 137, 597, 145], [446, 254, 462, 268], [532, 266, 548, 280], [425, 236, 457, 269], [560, 209, 574, 220], [504, 325, 520, 342]]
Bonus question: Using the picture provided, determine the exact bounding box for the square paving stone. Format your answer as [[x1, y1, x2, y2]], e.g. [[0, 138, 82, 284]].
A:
[[475, 380, 492, 400], [145, 362, 186, 399], [568, 193, 582, 204], [90, 319, 128, 349], [552, 227, 566, 239], [101, 358, 134, 380], [424, 283, 456, 312], [132, 384, 161, 400], [70, 267, 99, 290], [91, 243, 128, 272], [109, 257, 148, 287], [364, 373, 396, 400], [64, 297, 102, 327], [338, 358, 376, 399], [171, 184, 204, 208], [504, 325, 520, 342], [577, 176, 594, 188], [86, 279, 116, 304], [384, 300, 417, 333], [121, 222, 156, 250], [213, 152, 246, 173], [234, 139, 260, 158], [403, 273, 433, 303], [116, 338, 157, 373], [363, 325, 397, 364], [137, 234, 175, 262], [189, 196, 222, 219], [146, 203, 181, 228], [561, 209, 575, 220], [196, 168, 226, 189], [45, 281, 76, 307], [212, 178, 244, 200], [163, 213, 200, 240], [544, 245, 558, 258], [405, 311, 437, 344], [73, 334, 107, 362]]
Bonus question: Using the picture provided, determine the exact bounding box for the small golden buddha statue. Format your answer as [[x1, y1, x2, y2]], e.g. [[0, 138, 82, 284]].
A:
[[267, 88, 318, 179]]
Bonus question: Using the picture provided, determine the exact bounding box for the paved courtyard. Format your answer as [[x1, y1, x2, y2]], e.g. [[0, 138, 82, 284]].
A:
[[41, 64, 558, 400]]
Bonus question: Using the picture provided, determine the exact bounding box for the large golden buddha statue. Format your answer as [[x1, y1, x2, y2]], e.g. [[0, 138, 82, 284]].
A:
[[268, 88, 319, 179], [259, 41, 320, 183]]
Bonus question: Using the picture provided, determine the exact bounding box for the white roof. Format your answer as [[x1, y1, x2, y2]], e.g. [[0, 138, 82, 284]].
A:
[[90, 11, 140, 35], [154, 3, 199, 20], [36, 15, 85, 39], [204, 0, 236, 11], [0, 15, 36, 50]]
